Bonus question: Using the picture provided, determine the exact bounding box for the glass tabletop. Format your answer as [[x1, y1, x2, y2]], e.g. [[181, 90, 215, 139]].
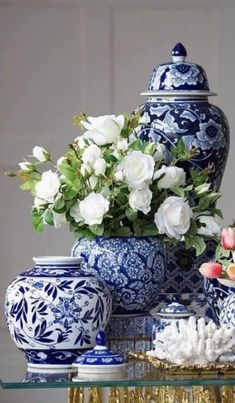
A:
[[1, 329, 235, 389]]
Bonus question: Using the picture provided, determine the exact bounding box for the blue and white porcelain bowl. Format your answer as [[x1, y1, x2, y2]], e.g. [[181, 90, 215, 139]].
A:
[[204, 278, 235, 326], [219, 293, 235, 329], [72, 236, 166, 315], [5, 256, 112, 368], [73, 331, 125, 374]]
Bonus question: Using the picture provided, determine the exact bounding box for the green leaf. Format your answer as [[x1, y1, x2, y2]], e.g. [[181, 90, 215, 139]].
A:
[[64, 190, 78, 201], [125, 207, 138, 222], [53, 196, 65, 213], [43, 210, 54, 226], [190, 235, 207, 256], [218, 258, 233, 267], [207, 192, 222, 205], [4, 171, 17, 177], [198, 196, 210, 210], [116, 227, 132, 236], [133, 220, 143, 236], [116, 192, 128, 204], [59, 164, 76, 181], [171, 187, 185, 197], [215, 244, 231, 260], [128, 139, 143, 151], [171, 138, 186, 157], [89, 224, 104, 236], [104, 154, 118, 164], [31, 209, 44, 232]]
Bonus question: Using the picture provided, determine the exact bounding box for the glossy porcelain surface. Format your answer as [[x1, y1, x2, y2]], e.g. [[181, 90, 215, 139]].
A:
[[151, 299, 192, 340], [72, 237, 166, 315], [203, 278, 235, 326], [137, 43, 230, 191], [73, 331, 125, 374], [5, 257, 112, 368], [219, 294, 235, 328]]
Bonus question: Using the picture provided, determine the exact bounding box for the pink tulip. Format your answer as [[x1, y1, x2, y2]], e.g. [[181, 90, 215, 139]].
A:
[[199, 262, 222, 279], [227, 264, 235, 281], [221, 227, 235, 250]]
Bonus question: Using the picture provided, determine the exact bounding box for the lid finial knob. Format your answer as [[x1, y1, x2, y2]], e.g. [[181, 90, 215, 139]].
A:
[[96, 331, 106, 346], [172, 43, 187, 62]]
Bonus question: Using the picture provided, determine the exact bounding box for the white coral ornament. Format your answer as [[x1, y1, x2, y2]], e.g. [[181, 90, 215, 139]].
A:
[[148, 316, 235, 365]]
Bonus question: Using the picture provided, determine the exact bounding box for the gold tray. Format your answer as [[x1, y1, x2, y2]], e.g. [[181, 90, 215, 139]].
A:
[[128, 351, 235, 374]]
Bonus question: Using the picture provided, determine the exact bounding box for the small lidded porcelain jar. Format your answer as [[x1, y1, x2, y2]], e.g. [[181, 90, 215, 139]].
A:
[[136, 42, 230, 191], [151, 298, 193, 340]]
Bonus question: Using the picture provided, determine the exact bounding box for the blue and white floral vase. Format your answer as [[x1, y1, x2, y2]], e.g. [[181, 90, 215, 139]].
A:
[[5, 256, 112, 368], [72, 236, 166, 316], [204, 278, 235, 326], [136, 42, 230, 191]]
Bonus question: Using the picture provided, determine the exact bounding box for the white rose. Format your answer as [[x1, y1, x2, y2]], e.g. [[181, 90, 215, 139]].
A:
[[82, 144, 101, 165], [82, 115, 125, 146], [52, 212, 67, 229], [154, 196, 193, 239], [70, 201, 83, 223], [129, 188, 152, 215], [19, 161, 34, 172], [197, 215, 222, 236], [33, 146, 50, 162], [93, 158, 106, 176], [154, 165, 186, 189], [79, 192, 110, 226], [122, 151, 155, 190], [154, 143, 166, 162], [35, 170, 60, 203]]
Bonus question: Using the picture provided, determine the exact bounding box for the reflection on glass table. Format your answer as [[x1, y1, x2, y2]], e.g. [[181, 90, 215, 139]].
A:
[[1, 329, 235, 402]]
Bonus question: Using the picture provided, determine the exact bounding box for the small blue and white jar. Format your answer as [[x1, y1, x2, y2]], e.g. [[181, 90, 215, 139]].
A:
[[136, 42, 230, 191], [151, 299, 193, 340], [220, 293, 235, 329], [5, 256, 112, 369]]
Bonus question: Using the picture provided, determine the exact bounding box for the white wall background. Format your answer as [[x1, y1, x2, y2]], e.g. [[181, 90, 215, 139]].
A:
[[1, 0, 235, 401]]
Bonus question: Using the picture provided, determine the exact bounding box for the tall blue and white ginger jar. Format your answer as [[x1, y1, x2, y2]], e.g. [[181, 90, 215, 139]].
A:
[[136, 42, 230, 190], [5, 256, 112, 368]]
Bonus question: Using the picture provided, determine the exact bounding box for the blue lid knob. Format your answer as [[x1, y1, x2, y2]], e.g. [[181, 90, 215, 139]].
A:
[[172, 43, 187, 62], [96, 331, 106, 346]]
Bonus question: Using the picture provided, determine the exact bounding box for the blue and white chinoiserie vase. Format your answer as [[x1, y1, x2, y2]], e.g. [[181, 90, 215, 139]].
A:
[[203, 278, 235, 326], [72, 237, 166, 316], [4, 256, 112, 369], [136, 42, 230, 190], [73, 330, 126, 375], [151, 298, 193, 340]]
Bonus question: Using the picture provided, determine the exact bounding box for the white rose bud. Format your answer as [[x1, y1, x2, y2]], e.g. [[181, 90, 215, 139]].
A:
[[89, 175, 98, 190], [82, 144, 101, 165], [35, 170, 60, 203], [79, 192, 110, 226], [122, 150, 154, 190], [81, 162, 92, 177], [74, 135, 86, 149], [52, 212, 67, 229], [195, 183, 211, 195], [33, 146, 50, 162], [116, 139, 128, 152], [34, 197, 46, 210], [197, 215, 222, 236], [154, 144, 166, 162], [83, 114, 125, 146], [93, 158, 106, 176], [154, 196, 193, 239], [114, 170, 124, 182], [144, 142, 156, 156], [154, 165, 186, 189], [19, 161, 35, 172], [70, 201, 83, 223], [57, 157, 65, 167], [129, 188, 152, 215]]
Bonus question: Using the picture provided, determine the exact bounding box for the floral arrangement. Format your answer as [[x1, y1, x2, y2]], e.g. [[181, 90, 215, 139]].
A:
[[6, 112, 223, 256], [199, 225, 235, 283]]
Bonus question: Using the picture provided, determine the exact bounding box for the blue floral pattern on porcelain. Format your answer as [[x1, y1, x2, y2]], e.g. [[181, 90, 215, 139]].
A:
[[71, 237, 166, 315], [219, 294, 235, 328], [5, 257, 112, 368], [203, 278, 235, 326], [137, 43, 230, 191]]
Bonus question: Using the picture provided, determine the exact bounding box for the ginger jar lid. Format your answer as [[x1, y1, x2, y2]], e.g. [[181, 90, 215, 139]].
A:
[[73, 331, 126, 374], [141, 43, 216, 97], [157, 298, 192, 318]]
